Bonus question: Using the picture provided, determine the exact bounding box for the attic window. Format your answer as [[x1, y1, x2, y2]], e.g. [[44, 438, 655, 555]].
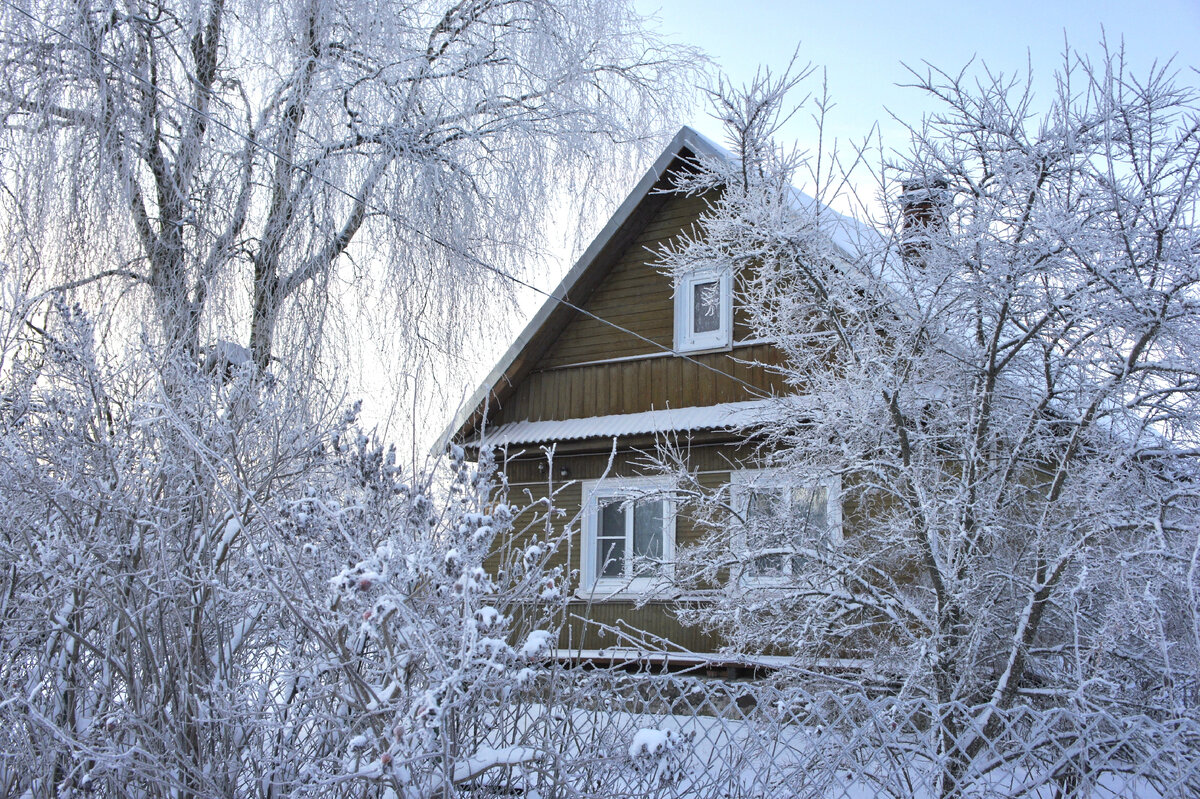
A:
[[675, 267, 732, 353]]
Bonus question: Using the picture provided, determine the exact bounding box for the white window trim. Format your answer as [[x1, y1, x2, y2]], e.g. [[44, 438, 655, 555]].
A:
[[579, 475, 676, 600], [674, 267, 733, 353], [730, 469, 842, 587]]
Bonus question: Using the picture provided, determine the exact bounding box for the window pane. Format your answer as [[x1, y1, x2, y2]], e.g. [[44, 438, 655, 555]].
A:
[[597, 501, 626, 578], [632, 500, 663, 575], [600, 501, 625, 538], [793, 485, 829, 532], [692, 280, 721, 333], [740, 480, 834, 580], [597, 538, 625, 577], [747, 489, 784, 520], [753, 552, 785, 575]]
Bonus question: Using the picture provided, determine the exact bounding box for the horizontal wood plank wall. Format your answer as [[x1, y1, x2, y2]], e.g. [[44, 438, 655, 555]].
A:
[[489, 190, 789, 428], [504, 442, 761, 482], [538, 193, 707, 368], [490, 442, 871, 655], [558, 601, 724, 655], [488, 442, 765, 653], [474, 179, 809, 653]]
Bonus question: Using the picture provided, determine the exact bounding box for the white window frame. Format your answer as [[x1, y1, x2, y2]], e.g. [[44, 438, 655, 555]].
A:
[[579, 475, 676, 598], [674, 266, 733, 353], [729, 469, 842, 586]]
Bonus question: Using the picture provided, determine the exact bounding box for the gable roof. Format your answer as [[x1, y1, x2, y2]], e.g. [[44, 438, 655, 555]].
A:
[[443, 126, 877, 448]]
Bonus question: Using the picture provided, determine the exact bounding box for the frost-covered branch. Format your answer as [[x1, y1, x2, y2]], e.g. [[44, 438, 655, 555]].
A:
[[658, 44, 1200, 797]]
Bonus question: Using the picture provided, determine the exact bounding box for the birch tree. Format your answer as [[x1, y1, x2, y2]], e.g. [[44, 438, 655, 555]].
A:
[[662, 48, 1200, 795], [0, 4, 690, 795], [0, 0, 692, 373]]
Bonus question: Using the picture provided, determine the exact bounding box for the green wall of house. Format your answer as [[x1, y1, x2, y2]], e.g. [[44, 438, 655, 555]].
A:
[[490, 189, 790, 429], [491, 440, 761, 654]]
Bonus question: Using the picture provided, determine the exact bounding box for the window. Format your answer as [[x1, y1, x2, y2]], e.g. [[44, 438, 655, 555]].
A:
[[731, 471, 841, 583], [581, 476, 675, 595], [674, 267, 732, 352]]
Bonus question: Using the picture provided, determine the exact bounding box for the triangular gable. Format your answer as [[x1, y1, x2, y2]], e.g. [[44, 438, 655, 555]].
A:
[[443, 125, 881, 446], [445, 126, 727, 444]]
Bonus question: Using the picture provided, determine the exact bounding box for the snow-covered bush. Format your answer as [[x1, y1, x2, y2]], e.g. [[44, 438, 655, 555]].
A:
[[0, 300, 570, 797], [292, 436, 571, 795], [627, 727, 695, 788], [0, 301, 344, 796]]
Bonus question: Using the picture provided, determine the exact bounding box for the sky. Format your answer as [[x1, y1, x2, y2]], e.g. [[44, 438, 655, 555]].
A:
[[636, 0, 1200, 159], [409, 0, 1200, 449]]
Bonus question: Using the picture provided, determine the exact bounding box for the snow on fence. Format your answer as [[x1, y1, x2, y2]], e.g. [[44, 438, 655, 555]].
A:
[[3, 659, 1194, 797], [457, 667, 1200, 799]]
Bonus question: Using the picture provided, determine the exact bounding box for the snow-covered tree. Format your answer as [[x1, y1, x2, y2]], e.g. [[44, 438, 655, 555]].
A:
[[0, 5, 694, 793], [0, 3, 696, 795], [661, 48, 1200, 795], [0, 298, 574, 796], [285, 439, 572, 795], [0, 0, 694, 374]]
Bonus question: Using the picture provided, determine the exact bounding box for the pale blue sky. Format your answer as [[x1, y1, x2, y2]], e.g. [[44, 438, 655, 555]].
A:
[[416, 1, 1200, 446], [638, 0, 1199, 161]]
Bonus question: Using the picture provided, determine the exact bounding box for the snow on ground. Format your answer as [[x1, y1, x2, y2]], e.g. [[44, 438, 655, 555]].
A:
[[450, 687, 1175, 799]]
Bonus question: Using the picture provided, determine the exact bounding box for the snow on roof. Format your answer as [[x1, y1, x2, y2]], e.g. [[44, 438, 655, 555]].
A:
[[683, 128, 881, 261], [471, 399, 780, 448]]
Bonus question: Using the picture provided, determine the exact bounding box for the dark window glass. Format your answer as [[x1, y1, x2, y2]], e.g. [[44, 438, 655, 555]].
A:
[[632, 500, 664, 575], [597, 501, 626, 577]]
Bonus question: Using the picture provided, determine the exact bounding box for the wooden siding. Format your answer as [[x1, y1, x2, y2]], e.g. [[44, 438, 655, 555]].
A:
[[558, 600, 724, 655], [490, 442, 763, 652], [539, 189, 769, 364], [493, 343, 785, 424], [536, 192, 708, 368], [489, 189, 791, 427], [462, 170, 807, 654], [491, 443, 872, 655]]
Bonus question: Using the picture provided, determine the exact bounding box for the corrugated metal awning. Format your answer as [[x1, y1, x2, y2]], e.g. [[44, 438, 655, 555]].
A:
[[471, 399, 781, 447]]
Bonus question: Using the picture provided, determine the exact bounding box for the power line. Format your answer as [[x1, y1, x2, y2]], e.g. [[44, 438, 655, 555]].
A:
[[4, 1, 768, 399]]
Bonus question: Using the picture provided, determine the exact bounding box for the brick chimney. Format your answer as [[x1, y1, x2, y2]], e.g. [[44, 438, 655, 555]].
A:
[[900, 176, 949, 264]]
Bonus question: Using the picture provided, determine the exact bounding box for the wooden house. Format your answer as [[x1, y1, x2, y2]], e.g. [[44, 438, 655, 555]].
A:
[[445, 127, 864, 666]]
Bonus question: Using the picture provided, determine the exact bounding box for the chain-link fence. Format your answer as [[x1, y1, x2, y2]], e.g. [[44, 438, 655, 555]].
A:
[[456, 666, 1200, 799]]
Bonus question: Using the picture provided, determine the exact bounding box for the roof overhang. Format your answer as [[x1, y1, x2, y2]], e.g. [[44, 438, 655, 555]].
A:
[[466, 399, 780, 448]]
